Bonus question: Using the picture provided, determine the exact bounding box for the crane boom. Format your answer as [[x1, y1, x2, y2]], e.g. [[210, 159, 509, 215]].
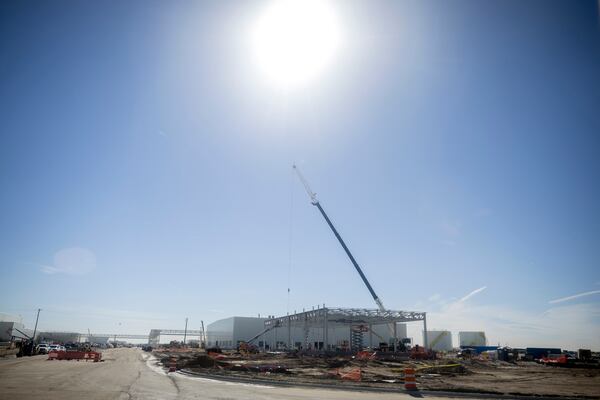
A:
[[293, 165, 386, 312]]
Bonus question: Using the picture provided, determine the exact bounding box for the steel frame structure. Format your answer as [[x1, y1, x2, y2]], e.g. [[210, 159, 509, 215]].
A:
[[264, 307, 428, 350]]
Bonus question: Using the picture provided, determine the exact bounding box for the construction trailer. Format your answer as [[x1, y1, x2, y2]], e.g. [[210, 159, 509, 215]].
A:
[[526, 347, 561, 360], [460, 345, 500, 354]]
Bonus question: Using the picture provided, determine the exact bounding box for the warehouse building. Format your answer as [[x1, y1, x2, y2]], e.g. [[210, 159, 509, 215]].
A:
[[0, 321, 32, 342], [207, 308, 423, 351], [206, 316, 267, 349]]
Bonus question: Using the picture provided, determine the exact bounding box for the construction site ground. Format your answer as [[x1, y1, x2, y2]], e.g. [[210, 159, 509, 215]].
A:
[[0, 347, 546, 400], [155, 349, 600, 399]]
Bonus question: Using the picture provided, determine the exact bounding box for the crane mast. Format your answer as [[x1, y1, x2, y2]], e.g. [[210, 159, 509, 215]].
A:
[[293, 165, 386, 313]]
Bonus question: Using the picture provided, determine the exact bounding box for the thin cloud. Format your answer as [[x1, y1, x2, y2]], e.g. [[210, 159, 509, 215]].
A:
[[549, 290, 600, 304], [39, 247, 96, 275], [419, 302, 600, 349], [473, 207, 492, 218], [428, 293, 441, 302], [458, 286, 487, 303], [441, 220, 461, 238]]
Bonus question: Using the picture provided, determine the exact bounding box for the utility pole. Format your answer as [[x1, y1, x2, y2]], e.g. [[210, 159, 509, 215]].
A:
[[32, 308, 41, 344], [183, 317, 188, 346]]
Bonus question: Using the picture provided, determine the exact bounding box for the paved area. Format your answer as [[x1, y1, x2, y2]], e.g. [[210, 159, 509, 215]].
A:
[[0, 348, 477, 399]]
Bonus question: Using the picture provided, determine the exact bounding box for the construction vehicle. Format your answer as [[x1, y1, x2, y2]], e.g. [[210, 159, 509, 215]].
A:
[[353, 324, 406, 352], [410, 344, 435, 360], [238, 341, 259, 355], [293, 165, 398, 347], [294, 165, 387, 312], [237, 322, 281, 355]]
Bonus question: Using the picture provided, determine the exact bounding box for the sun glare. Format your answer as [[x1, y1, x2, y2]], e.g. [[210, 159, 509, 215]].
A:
[[251, 0, 341, 89]]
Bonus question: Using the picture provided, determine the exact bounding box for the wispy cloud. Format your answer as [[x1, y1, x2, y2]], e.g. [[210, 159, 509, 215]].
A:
[[440, 219, 461, 238], [458, 286, 487, 303], [549, 290, 600, 304], [473, 207, 492, 218], [428, 293, 441, 302], [39, 247, 96, 275], [413, 299, 600, 349]]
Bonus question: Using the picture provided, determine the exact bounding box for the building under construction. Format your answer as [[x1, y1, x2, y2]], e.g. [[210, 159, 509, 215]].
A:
[[207, 307, 427, 351]]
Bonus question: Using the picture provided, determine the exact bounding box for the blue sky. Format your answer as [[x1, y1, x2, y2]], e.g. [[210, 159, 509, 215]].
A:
[[1, 0, 599, 349]]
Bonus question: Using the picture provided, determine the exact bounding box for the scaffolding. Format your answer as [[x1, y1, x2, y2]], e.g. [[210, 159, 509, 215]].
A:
[[264, 307, 428, 351]]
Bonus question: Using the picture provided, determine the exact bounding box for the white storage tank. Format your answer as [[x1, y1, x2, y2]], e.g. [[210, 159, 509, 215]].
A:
[[459, 331, 487, 347], [424, 330, 452, 351], [396, 323, 407, 340]]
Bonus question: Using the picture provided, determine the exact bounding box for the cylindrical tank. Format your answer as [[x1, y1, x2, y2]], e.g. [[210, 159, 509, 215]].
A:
[[424, 330, 452, 351], [459, 331, 487, 347], [396, 323, 407, 340]]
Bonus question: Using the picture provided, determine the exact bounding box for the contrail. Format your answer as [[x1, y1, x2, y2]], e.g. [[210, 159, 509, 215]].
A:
[[458, 286, 487, 303], [549, 290, 600, 304]]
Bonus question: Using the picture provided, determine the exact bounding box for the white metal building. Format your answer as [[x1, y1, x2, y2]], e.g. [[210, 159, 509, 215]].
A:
[[0, 321, 32, 342], [264, 323, 396, 350], [206, 317, 267, 349], [207, 314, 413, 350]]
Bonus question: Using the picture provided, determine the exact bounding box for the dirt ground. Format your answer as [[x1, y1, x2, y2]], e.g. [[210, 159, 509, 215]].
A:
[[154, 350, 600, 398]]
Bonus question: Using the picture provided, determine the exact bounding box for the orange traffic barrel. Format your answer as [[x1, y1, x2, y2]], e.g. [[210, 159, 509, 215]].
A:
[[404, 367, 417, 390], [168, 357, 177, 373]]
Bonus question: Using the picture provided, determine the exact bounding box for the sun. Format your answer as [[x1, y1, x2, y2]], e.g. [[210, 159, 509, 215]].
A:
[[251, 0, 341, 89]]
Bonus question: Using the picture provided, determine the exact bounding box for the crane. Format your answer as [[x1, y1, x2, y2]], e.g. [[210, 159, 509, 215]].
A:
[[293, 165, 386, 312]]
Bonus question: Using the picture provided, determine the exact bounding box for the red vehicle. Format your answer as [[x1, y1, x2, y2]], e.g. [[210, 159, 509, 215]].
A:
[[539, 354, 569, 365]]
